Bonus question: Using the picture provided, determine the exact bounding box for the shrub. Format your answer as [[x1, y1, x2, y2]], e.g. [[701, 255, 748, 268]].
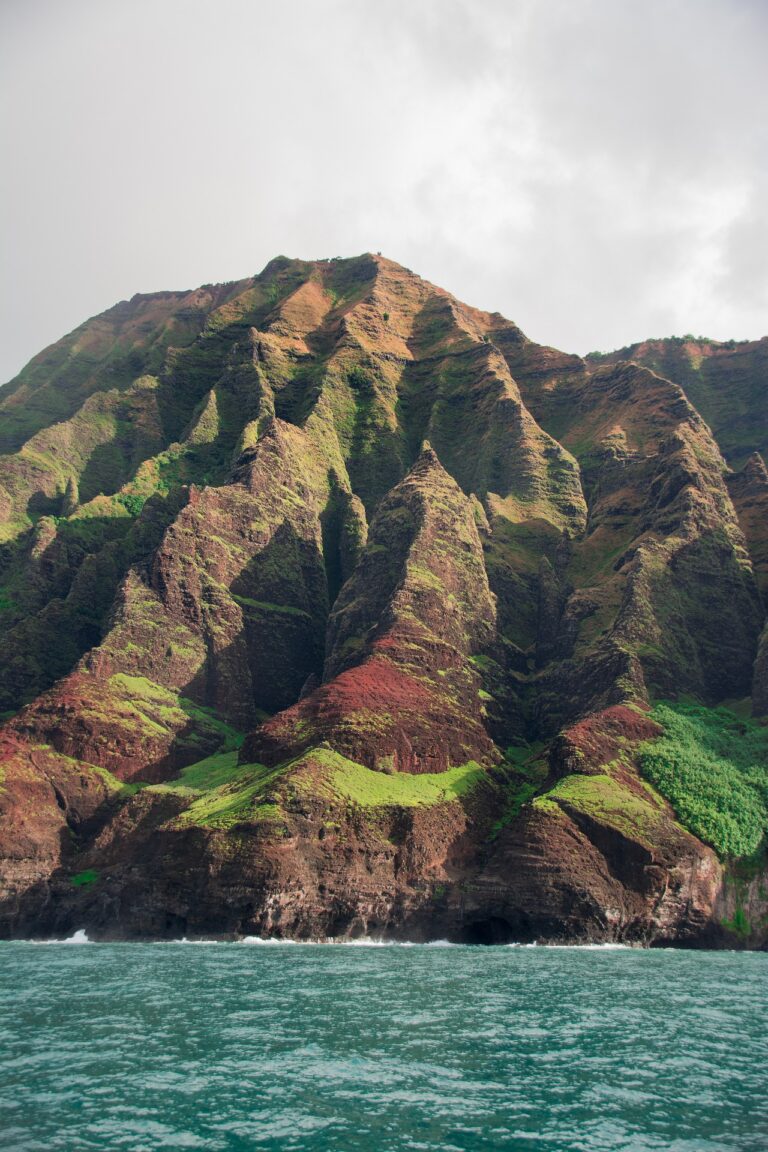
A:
[[70, 869, 99, 888], [640, 702, 768, 858], [116, 492, 146, 517]]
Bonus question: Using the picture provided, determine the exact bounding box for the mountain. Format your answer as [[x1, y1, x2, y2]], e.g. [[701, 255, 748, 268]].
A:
[[1, 254, 766, 945]]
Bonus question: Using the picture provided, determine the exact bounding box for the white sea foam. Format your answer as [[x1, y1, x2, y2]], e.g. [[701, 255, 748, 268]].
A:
[[240, 935, 404, 947], [576, 942, 632, 950], [65, 928, 91, 944], [240, 935, 304, 945], [240, 935, 456, 947], [7, 932, 634, 949], [333, 937, 408, 947], [234, 935, 635, 949], [31, 928, 92, 945], [174, 937, 225, 946], [504, 941, 633, 950]]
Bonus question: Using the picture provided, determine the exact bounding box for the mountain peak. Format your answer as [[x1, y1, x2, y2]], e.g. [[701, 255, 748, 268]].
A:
[[410, 439, 444, 475], [744, 451, 768, 482]]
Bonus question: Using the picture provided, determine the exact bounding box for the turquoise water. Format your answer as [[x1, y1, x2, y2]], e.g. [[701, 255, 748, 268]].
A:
[[1, 941, 766, 1151]]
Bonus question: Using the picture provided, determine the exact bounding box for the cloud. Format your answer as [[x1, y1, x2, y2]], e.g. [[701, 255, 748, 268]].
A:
[[1, 0, 766, 382]]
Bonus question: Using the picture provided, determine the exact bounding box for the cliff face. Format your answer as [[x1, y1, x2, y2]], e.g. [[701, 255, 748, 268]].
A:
[[0, 255, 766, 945]]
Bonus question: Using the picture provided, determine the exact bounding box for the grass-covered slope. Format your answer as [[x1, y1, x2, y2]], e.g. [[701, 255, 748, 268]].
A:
[[147, 746, 487, 831]]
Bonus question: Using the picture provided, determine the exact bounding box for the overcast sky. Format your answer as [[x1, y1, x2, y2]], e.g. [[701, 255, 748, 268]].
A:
[[1, 0, 766, 383]]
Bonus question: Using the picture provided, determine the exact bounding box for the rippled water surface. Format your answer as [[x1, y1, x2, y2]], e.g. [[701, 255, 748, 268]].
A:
[[1, 940, 767, 1151]]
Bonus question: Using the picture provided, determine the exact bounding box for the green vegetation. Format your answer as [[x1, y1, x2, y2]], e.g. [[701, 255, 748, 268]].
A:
[[505, 741, 545, 766], [307, 749, 485, 808], [232, 594, 311, 619], [116, 492, 146, 517], [490, 750, 548, 836], [148, 751, 284, 830], [174, 767, 281, 829], [101, 674, 243, 752], [178, 699, 244, 752], [535, 773, 667, 843], [722, 905, 751, 938], [0, 592, 16, 614], [70, 869, 99, 888], [159, 750, 242, 793], [640, 702, 768, 858]]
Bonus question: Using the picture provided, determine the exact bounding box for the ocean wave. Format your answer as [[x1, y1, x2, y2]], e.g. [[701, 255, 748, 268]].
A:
[[4, 933, 637, 949], [26, 928, 92, 945], [504, 941, 633, 950], [239, 935, 459, 947], [172, 937, 226, 946]]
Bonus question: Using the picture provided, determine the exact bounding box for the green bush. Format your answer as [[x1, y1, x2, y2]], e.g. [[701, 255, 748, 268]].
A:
[[640, 702, 768, 858], [70, 869, 99, 888], [116, 492, 146, 517]]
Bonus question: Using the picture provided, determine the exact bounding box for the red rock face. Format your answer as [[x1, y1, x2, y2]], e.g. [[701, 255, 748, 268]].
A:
[[0, 255, 764, 945], [549, 705, 662, 777]]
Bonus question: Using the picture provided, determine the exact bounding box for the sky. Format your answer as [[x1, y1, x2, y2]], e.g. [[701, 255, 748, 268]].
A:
[[1, 0, 766, 383]]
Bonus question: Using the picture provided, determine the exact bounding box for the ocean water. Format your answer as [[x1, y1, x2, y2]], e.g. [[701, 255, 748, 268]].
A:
[[0, 939, 766, 1151]]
